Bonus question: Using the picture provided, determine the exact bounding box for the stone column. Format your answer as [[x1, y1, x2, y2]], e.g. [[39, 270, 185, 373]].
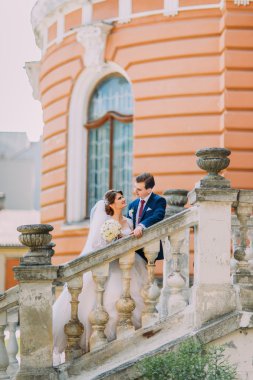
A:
[[188, 148, 238, 328], [232, 190, 253, 311], [14, 224, 58, 380]]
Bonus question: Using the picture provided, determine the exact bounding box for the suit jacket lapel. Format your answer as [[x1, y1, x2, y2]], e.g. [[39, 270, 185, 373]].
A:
[[133, 200, 139, 228]]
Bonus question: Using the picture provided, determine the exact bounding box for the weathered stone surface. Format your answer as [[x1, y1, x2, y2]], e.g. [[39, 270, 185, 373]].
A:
[[188, 187, 238, 205], [195, 147, 231, 188], [191, 284, 236, 327], [163, 189, 188, 217], [17, 224, 55, 266]]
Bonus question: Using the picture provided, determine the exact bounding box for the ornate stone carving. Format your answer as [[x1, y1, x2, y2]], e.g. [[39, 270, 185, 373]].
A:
[[89, 263, 109, 351], [25, 62, 41, 100], [196, 147, 231, 188], [65, 276, 84, 361], [116, 252, 136, 338], [17, 224, 55, 265], [163, 189, 188, 217], [77, 23, 112, 68], [141, 242, 161, 327]]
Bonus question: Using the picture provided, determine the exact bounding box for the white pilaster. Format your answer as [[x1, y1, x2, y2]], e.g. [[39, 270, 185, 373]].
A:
[[119, 0, 132, 23], [164, 0, 179, 16], [56, 11, 65, 43], [82, 1, 93, 24]]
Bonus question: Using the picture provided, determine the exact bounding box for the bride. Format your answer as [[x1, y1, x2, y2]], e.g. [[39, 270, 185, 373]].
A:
[[53, 189, 148, 363]]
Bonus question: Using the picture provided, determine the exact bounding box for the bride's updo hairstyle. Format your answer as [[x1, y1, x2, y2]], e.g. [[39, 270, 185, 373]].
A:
[[104, 190, 123, 216]]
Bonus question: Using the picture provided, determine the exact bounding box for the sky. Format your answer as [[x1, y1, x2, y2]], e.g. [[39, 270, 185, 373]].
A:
[[0, 0, 43, 142]]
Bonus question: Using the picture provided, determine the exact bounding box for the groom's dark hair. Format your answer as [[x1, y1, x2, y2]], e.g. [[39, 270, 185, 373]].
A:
[[136, 173, 155, 189]]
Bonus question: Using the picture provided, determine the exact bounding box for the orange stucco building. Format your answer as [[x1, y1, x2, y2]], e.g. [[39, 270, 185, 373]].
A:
[[27, 0, 253, 266]]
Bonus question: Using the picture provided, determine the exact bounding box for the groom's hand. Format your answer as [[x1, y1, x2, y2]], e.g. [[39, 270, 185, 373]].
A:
[[133, 226, 143, 238]]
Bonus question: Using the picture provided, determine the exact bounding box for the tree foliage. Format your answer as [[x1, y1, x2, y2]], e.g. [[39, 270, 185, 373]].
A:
[[138, 339, 238, 380]]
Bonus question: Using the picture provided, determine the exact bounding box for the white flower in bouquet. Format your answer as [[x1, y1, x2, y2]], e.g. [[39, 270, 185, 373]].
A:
[[101, 219, 122, 243]]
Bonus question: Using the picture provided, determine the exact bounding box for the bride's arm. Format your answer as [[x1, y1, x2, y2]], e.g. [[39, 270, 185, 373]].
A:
[[126, 218, 133, 231]]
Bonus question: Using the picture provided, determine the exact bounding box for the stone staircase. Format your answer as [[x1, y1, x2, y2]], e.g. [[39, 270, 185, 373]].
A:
[[1, 148, 253, 380]]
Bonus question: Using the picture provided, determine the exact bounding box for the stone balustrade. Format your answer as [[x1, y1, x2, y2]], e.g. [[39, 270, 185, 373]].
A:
[[0, 147, 252, 379], [0, 286, 19, 379]]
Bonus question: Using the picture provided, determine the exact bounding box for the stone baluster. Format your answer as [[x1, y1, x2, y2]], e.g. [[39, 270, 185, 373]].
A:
[[167, 230, 188, 316], [231, 215, 240, 274], [232, 190, 253, 311], [0, 311, 10, 380], [247, 223, 253, 271], [116, 251, 136, 338], [233, 196, 252, 274], [161, 190, 189, 317], [13, 224, 58, 380], [189, 147, 238, 328], [64, 276, 84, 361], [160, 237, 171, 318], [6, 308, 19, 374], [89, 263, 109, 351], [141, 241, 161, 327]]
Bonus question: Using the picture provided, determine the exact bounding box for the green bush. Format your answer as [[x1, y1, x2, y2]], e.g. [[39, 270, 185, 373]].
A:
[[138, 339, 238, 380]]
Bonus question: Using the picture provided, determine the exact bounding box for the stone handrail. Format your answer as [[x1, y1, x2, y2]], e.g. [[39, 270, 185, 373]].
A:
[[58, 206, 198, 282], [0, 285, 19, 312]]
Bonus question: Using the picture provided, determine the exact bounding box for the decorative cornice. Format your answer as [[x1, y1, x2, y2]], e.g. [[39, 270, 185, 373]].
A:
[[77, 23, 112, 68], [24, 61, 41, 100]]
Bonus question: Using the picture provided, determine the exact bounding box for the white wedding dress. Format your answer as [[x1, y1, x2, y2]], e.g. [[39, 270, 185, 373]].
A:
[[53, 201, 147, 365]]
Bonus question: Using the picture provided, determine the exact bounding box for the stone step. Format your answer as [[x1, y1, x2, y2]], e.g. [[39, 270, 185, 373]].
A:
[[57, 310, 243, 380]]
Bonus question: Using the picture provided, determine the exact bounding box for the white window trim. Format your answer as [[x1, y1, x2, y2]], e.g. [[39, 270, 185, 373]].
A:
[[66, 62, 131, 225]]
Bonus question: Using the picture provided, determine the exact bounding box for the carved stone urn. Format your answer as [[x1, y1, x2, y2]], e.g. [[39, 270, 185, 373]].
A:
[[17, 224, 55, 265], [163, 189, 188, 217], [196, 147, 231, 188]]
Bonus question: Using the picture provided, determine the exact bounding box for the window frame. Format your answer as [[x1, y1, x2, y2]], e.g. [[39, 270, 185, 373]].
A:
[[85, 110, 133, 215]]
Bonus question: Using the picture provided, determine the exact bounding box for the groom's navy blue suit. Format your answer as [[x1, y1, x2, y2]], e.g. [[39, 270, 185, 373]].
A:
[[128, 192, 166, 261]]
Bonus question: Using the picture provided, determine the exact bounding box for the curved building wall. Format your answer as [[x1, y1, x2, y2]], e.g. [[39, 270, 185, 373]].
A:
[[34, 0, 253, 263]]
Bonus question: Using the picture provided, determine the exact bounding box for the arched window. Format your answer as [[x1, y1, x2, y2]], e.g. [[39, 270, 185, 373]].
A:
[[85, 76, 134, 214]]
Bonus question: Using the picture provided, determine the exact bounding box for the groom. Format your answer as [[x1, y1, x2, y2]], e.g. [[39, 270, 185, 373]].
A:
[[128, 173, 166, 261]]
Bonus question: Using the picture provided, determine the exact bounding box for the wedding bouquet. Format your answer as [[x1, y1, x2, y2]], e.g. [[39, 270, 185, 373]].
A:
[[101, 219, 122, 243]]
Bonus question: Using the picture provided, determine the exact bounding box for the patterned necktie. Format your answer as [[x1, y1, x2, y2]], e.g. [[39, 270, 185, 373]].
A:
[[138, 199, 145, 223]]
